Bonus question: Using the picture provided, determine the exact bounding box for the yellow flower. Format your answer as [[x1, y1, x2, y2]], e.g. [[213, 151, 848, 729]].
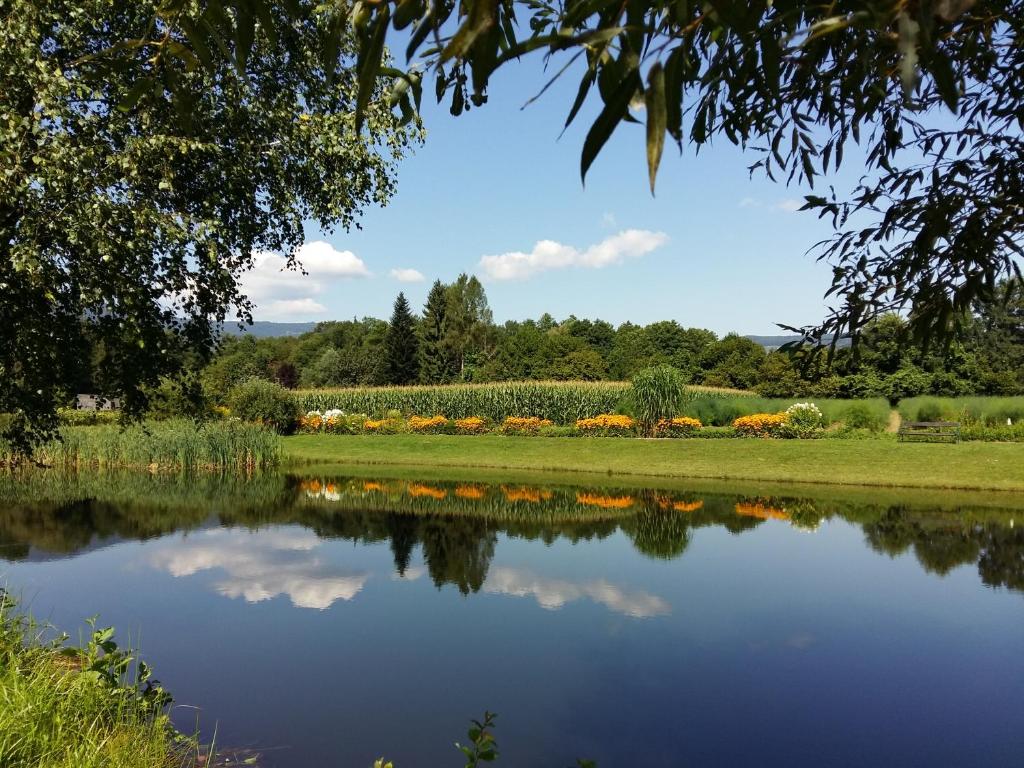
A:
[[576, 414, 635, 432]]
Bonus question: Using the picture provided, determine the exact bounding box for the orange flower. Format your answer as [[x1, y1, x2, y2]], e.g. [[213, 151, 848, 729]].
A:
[[732, 412, 788, 436], [499, 416, 553, 435], [363, 481, 386, 493], [456, 484, 486, 500], [576, 414, 635, 432], [735, 501, 790, 521], [455, 416, 488, 433], [407, 483, 447, 500], [673, 500, 704, 513], [408, 415, 448, 431], [501, 485, 553, 503], [576, 492, 635, 509]]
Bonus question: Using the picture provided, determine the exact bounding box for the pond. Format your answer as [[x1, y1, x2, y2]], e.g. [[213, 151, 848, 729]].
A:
[[1, 469, 1023, 767]]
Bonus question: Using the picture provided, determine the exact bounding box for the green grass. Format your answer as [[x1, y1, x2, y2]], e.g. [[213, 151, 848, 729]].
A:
[[0, 596, 197, 768], [2, 420, 281, 471], [899, 395, 1024, 425], [283, 434, 1024, 492]]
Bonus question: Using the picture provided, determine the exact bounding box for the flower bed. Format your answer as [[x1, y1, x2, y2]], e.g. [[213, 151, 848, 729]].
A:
[[499, 416, 553, 435], [575, 414, 636, 437], [655, 416, 703, 437]]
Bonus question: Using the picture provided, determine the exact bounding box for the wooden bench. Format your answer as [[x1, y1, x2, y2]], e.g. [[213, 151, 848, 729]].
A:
[[897, 421, 961, 443]]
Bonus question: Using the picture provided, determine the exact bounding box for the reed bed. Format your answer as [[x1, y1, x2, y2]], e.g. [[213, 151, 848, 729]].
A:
[[12, 420, 281, 471], [294, 381, 746, 424]]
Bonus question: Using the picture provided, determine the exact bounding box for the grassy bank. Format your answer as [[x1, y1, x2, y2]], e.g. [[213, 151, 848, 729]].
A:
[[0, 596, 197, 768], [283, 434, 1024, 491], [2, 420, 280, 471]]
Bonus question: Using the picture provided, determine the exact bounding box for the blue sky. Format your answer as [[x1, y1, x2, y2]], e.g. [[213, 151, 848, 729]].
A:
[[245, 55, 859, 336]]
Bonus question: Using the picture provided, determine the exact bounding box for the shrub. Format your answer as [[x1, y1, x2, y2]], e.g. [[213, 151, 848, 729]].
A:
[[499, 417, 552, 435], [408, 415, 451, 434], [364, 412, 406, 434], [631, 366, 687, 436], [732, 412, 788, 437], [575, 414, 636, 437], [655, 416, 703, 437], [454, 416, 489, 434], [778, 403, 824, 439], [227, 379, 300, 434], [56, 407, 119, 426], [840, 401, 887, 432]]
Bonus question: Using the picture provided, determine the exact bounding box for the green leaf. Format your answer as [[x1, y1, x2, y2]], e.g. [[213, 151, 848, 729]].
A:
[[663, 46, 685, 146], [581, 71, 639, 184], [118, 77, 154, 112], [355, 5, 391, 132], [929, 48, 959, 112], [441, 0, 498, 63], [234, 0, 255, 73], [644, 62, 667, 194]]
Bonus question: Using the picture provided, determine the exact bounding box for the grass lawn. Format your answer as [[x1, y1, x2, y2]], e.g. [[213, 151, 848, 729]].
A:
[[284, 434, 1024, 492]]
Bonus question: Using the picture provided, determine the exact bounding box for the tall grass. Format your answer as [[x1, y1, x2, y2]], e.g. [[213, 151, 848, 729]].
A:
[[898, 396, 1024, 425], [3, 420, 280, 470], [294, 381, 748, 424], [0, 594, 199, 768], [677, 397, 892, 430]]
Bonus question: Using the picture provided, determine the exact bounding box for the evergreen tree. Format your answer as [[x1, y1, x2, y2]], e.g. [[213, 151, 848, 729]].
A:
[[384, 292, 420, 385], [419, 280, 455, 384]]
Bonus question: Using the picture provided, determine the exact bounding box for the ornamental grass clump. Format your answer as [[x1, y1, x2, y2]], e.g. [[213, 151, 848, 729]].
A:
[[499, 417, 552, 435], [575, 414, 636, 436], [631, 366, 687, 436], [655, 416, 703, 437]]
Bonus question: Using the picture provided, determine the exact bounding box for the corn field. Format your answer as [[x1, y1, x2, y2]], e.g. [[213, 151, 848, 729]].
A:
[[294, 381, 746, 424]]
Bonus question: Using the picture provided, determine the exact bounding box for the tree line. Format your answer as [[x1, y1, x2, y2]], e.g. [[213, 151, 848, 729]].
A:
[[200, 276, 1024, 402]]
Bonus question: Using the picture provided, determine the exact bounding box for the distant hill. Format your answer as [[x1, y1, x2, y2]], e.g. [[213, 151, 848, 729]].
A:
[[224, 323, 844, 348], [223, 321, 318, 338], [744, 334, 851, 350]]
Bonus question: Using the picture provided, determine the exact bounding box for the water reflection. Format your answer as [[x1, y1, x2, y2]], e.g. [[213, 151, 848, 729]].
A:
[[0, 470, 1021, 594], [483, 566, 671, 617], [149, 529, 370, 609]]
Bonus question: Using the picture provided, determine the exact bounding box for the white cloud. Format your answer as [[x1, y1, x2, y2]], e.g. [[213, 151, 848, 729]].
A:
[[479, 229, 668, 281], [738, 197, 803, 213], [601, 212, 618, 228], [149, 528, 370, 610], [483, 566, 670, 618], [239, 240, 370, 320], [390, 267, 426, 283]]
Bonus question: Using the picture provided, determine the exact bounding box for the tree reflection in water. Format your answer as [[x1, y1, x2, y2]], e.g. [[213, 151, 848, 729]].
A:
[[0, 471, 1021, 594]]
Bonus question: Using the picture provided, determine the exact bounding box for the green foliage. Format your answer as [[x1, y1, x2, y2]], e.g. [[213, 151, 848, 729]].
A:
[[456, 711, 499, 767], [296, 381, 632, 424], [0, 0, 419, 451], [630, 366, 687, 435], [420, 280, 456, 384], [55, 408, 119, 427], [899, 396, 1024, 427], [5, 420, 281, 470], [777, 403, 825, 439], [227, 379, 300, 434], [0, 594, 197, 768], [385, 293, 420, 385], [840, 402, 888, 432]]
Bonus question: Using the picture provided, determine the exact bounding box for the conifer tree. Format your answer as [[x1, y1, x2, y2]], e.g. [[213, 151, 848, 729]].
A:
[[420, 280, 455, 384], [385, 292, 420, 385]]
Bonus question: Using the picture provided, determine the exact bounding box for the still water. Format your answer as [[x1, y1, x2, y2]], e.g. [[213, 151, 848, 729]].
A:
[[1, 470, 1023, 767]]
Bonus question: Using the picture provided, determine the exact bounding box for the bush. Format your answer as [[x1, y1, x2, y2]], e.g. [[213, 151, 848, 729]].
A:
[[364, 410, 406, 434], [408, 415, 452, 434], [575, 414, 636, 437], [227, 379, 300, 434], [655, 417, 703, 437], [499, 417, 552, 435], [778, 402, 824, 439], [56, 407, 119, 426], [840, 401, 887, 432], [732, 412, 788, 437], [454, 416, 489, 434], [631, 366, 686, 436]]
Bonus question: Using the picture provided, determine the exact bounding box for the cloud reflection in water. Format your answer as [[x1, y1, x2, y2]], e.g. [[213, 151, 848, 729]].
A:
[[149, 529, 369, 610]]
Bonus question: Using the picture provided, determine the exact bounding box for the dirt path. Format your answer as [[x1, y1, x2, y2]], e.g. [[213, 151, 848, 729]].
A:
[[887, 410, 902, 433]]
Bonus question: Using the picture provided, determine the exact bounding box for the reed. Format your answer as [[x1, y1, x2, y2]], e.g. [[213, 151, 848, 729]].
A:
[[4, 420, 281, 471], [898, 396, 1024, 426]]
